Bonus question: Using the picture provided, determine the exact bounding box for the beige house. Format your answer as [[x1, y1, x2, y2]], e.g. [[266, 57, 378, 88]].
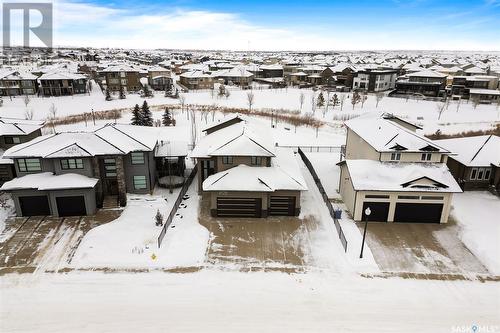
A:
[[338, 113, 461, 223], [191, 115, 307, 218], [179, 70, 214, 90]]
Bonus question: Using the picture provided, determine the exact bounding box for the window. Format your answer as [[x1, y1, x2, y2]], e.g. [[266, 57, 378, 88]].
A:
[[104, 158, 117, 177], [365, 195, 390, 199], [222, 156, 233, 164], [251, 156, 263, 165], [477, 168, 484, 180], [421, 153, 432, 161], [17, 158, 41, 172], [398, 195, 420, 200], [61, 159, 84, 169], [470, 168, 477, 180], [133, 175, 147, 189], [4, 136, 21, 144], [390, 152, 401, 161], [470, 167, 491, 181], [484, 169, 491, 180], [131, 152, 145, 164], [421, 196, 444, 200]]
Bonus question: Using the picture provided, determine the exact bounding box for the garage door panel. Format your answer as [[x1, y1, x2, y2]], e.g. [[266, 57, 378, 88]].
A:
[[269, 196, 295, 216], [19, 196, 50, 216], [361, 202, 390, 222], [216, 197, 261, 217], [56, 196, 87, 217], [394, 203, 442, 223]]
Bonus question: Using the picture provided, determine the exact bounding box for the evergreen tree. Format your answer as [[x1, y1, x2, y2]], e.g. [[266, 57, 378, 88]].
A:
[[141, 101, 153, 126], [143, 84, 152, 98], [119, 86, 126, 99], [332, 93, 340, 108], [131, 104, 143, 125], [164, 83, 172, 97], [317, 91, 325, 107], [162, 107, 175, 126]]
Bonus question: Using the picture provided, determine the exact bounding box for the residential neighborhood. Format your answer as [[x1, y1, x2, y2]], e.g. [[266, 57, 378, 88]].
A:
[[0, 1, 499, 332]]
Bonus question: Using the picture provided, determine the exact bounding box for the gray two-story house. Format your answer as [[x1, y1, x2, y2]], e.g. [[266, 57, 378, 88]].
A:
[[0, 117, 44, 185], [1, 124, 176, 217]]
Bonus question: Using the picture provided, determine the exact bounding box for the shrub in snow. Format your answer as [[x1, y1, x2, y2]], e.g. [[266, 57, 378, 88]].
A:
[[155, 209, 163, 226]]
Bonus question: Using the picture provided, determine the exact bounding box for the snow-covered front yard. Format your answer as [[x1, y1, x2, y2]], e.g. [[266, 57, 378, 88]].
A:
[[451, 191, 500, 275]]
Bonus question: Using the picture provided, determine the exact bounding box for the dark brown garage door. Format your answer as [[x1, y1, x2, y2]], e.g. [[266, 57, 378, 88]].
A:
[[269, 196, 296, 216], [56, 196, 87, 216], [394, 203, 443, 223], [216, 197, 261, 217], [362, 202, 390, 222], [19, 196, 50, 216]]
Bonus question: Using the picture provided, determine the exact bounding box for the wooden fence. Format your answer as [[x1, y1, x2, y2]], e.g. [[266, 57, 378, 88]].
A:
[[298, 148, 348, 252], [157, 166, 198, 248]]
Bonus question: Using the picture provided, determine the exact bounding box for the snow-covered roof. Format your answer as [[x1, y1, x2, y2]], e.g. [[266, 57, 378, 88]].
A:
[[203, 148, 306, 192], [407, 69, 447, 78], [155, 140, 188, 157], [180, 70, 212, 78], [342, 160, 462, 193], [464, 66, 487, 74], [345, 113, 448, 153], [212, 66, 254, 78], [468, 88, 500, 96], [435, 135, 500, 167], [260, 64, 283, 70], [192, 119, 275, 158], [0, 70, 37, 80], [0, 172, 98, 191], [0, 117, 44, 136], [38, 72, 86, 80], [3, 124, 161, 158]]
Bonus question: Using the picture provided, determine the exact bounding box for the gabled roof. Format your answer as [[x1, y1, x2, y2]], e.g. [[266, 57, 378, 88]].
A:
[[435, 135, 500, 167], [0, 117, 44, 136], [344, 113, 447, 153], [340, 159, 461, 193], [407, 69, 447, 78], [203, 148, 306, 192], [38, 72, 86, 80], [3, 124, 161, 159], [192, 119, 275, 158]]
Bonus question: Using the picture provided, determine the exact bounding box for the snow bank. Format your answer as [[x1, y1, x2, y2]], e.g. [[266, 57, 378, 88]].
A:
[[451, 191, 500, 274]]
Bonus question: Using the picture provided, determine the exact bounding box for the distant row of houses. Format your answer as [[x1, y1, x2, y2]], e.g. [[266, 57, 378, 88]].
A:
[[0, 69, 88, 97]]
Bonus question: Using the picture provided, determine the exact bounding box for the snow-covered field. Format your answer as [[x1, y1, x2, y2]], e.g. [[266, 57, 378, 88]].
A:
[[451, 191, 500, 275], [1, 84, 498, 136]]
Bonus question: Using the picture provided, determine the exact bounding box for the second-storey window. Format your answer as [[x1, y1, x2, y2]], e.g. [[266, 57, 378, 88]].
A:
[[4, 136, 21, 144], [390, 153, 401, 161], [61, 159, 84, 169], [251, 156, 262, 165], [17, 158, 41, 172], [222, 156, 233, 164], [421, 153, 432, 161], [104, 158, 117, 177], [131, 152, 145, 164]]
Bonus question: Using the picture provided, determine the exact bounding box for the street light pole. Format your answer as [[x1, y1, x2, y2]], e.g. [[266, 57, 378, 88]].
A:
[[360, 207, 371, 259]]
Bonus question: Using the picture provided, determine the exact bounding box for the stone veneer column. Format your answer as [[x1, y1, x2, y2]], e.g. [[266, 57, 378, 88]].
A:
[[92, 157, 104, 207], [116, 155, 127, 206]]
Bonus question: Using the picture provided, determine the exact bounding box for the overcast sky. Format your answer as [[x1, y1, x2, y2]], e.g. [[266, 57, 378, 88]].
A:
[[2, 0, 500, 51]]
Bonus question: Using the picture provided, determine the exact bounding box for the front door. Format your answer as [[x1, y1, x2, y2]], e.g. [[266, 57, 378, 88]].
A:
[[105, 179, 118, 195]]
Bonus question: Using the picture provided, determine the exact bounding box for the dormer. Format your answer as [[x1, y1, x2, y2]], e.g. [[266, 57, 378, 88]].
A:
[[401, 176, 449, 190]]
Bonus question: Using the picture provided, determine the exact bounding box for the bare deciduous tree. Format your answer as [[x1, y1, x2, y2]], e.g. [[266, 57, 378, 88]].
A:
[[299, 92, 305, 111], [24, 108, 34, 120], [375, 92, 384, 108], [436, 101, 446, 120], [339, 94, 346, 111], [247, 91, 255, 112], [49, 103, 57, 133], [23, 95, 30, 108]]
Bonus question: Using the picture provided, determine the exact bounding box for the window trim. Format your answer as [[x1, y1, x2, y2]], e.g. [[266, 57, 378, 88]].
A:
[[133, 175, 147, 190], [390, 152, 401, 161], [17, 158, 42, 172], [421, 153, 432, 161], [222, 156, 233, 165], [251, 156, 263, 165], [60, 158, 84, 170], [131, 152, 145, 165]]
